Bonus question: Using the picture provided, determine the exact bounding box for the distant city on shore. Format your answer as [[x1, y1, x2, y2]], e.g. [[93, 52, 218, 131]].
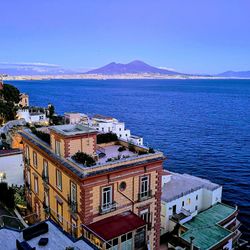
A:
[[1, 60, 250, 80]]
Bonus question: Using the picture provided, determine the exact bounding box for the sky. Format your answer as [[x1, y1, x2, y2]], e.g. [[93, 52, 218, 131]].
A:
[[1, 0, 250, 74]]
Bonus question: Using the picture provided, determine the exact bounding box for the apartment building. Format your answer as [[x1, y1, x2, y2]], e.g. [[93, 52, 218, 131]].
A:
[[161, 172, 222, 234], [20, 123, 164, 250]]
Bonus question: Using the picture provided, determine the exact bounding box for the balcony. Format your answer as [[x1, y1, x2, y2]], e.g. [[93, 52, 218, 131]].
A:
[[42, 171, 49, 184], [99, 202, 117, 215], [25, 181, 31, 191], [24, 157, 30, 166], [67, 195, 78, 213], [43, 201, 50, 214], [138, 190, 152, 202]]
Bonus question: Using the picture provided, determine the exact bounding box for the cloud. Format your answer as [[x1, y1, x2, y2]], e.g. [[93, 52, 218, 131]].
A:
[[158, 66, 176, 71], [0, 62, 60, 68]]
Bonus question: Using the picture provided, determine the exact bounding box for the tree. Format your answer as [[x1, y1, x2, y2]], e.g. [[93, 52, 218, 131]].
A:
[[0, 84, 21, 124], [0, 84, 20, 103], [48, 105, 55, 119]]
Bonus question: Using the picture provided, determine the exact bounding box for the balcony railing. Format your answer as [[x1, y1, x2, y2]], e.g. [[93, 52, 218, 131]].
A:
[[138, 190, 152, 202], [99, 202, 117, 215], [43, 201, 50, 214], [42, 171, 49, 184], [67, 195, 78, 213], [25, 181, 31, 191], [24, 157, 30, 166]]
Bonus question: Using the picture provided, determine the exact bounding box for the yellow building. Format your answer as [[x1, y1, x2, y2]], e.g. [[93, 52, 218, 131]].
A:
[[20, 124, 165, 250], [19, 93, 29, 107]]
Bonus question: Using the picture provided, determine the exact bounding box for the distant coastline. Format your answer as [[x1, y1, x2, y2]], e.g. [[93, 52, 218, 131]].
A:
[[6, 74, 250, 81]]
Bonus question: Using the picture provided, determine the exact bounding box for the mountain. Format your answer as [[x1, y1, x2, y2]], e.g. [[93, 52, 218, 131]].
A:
[[216, 70, 250, 78], [86, 60, 184, 75]]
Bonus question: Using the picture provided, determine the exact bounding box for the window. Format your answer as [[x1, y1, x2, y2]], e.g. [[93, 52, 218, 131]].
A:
[[196, 195, 198, 200], [44, 190, 49, 207], [56, 169, 62, 190], [172, 205, 177, 214], [35, 202, 40, 218], [119, 128, 121, 131], [140, 176, 149, 199], [71, 218, 77, 238], [70, 182, 77, 203], [195, 205, 198, 211], [34, 177, 38, 194], [33, 151, 38, 167], [55, 140, 61, 156], [25, 146, 30, 159], [27, 170, 31, 185], [101, 186, 113, 211], [135, 228, 146, 249], [182, 201, 184, 206], [187, 198, 191, 205], [57, 202, 63, 223], [43, 160, 49, 178], [140, 208, 150, 223]]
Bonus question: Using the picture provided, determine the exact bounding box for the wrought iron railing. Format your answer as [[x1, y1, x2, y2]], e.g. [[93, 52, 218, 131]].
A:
[[67, 195, 78, 213], [99, 201, 117, 214], [138, 190, 152, 202]]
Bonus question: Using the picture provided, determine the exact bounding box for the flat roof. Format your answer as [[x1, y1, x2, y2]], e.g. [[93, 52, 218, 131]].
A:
[[0, 220, 94, 250], [20, 130, 164, 178], [88, 211, 146, 241], [50, 124, 97, 136], [181, 203, 236, 250], [161, 172, 221, 203]]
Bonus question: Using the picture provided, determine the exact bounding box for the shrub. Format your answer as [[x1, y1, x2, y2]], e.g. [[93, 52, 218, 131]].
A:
[[128, 144, 136, 153], [72, 152, 96, 167], [97, 133, 118, 144], [31, 128, 51, 145], [118, 146, 126, 152], [1, 133, 6, 140], [138, 151, 148, 155], [149, 147, 155, 153]]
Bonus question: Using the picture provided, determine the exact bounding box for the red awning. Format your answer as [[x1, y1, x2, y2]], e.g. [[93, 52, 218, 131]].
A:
[[87, 211, 146, 241]]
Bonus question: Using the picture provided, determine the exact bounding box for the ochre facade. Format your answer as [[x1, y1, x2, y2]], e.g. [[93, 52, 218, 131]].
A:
[[21, 126, 164, 250]]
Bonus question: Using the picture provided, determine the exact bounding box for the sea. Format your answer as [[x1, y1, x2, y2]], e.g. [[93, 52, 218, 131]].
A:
[[10, 79, 250, 239]]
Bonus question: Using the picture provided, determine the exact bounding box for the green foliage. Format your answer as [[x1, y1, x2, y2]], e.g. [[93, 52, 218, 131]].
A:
[[0, 84, 20, 103], [118, 146, 126, 152], [31, 127, 51, 145], [0, 84, 21, 124], [0, 101, 17, 123], [72, 152, 96, 167], [51, 115, 64, 125], [148, 147, 155, 153], [0, 182, 15, 209], [48, 105, 55, 119], [138, 150, 148, 155], [128, 143, 136, 153], [13, 186, 27, 207], [97, 132, 118, 144], [1, 133, 6, 140]]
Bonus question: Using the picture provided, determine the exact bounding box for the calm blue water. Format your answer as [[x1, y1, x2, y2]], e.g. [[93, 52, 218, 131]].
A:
[[10, 79, 250, 239]]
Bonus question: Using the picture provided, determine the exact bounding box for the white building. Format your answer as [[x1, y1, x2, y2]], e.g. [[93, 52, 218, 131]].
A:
[[91, 114, 143, 145], [17, 109, 49, 125], [161, 171, 222, 235], [0, 149, 24, 186]]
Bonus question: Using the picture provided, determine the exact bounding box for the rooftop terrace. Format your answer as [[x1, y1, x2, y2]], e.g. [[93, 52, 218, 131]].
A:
[[20, 129, 164, 178], [50, 124, 97, 136], [162, 172, 221, 203], [181, 203, 236, 250], [0, 220, 94, 250]]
